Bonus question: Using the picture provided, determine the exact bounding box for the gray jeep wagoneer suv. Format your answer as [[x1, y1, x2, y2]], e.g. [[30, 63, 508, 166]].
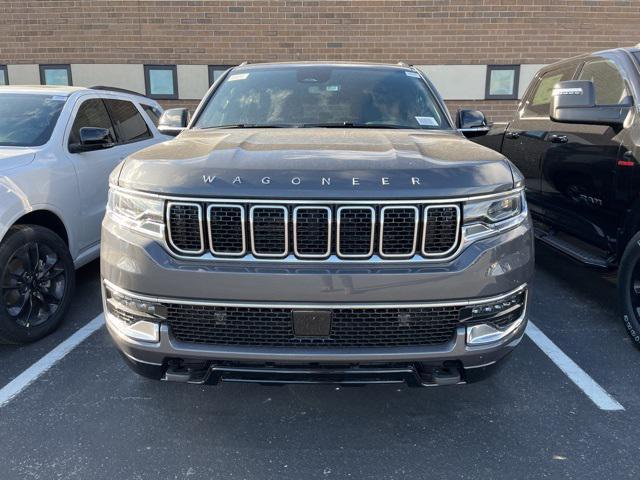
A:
[[101, 63, 534, 387]]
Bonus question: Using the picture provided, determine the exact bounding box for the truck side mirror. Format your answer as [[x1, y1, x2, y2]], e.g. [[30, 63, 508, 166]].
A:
[[158, 108, 190, 136], [550, 80, 632, 127], [69, 127, 114, 153], [457, 109, 490, 138]]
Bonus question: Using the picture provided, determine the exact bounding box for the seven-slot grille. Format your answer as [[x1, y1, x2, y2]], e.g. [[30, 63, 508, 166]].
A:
[[166, 202, 461, 260], [165, 303, 462, 347]]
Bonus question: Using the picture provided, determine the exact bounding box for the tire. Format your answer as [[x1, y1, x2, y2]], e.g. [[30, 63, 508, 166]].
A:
[[0, 225, 75, 344], [618, 230, 640, 349]]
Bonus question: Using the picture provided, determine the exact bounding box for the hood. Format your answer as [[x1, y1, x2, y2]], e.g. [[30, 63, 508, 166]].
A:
[[0, 147, 38, 174], [118, 129, 514, 199]]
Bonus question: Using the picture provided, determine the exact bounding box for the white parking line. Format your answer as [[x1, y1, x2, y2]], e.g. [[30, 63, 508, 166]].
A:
[[526, 320, 625, 411], [0, 314, 104, 408]]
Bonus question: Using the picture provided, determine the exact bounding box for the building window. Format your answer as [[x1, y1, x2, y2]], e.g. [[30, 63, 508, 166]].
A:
[[208, 65, 235, 86], [485, 65, 520, 100], [0, 65, 8, 85], [144, 65, 178, 99], [40, 64, 72, 86]]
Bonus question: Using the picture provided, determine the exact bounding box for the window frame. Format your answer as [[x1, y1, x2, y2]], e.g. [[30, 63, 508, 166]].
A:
[[208, 64, 235, 86], [40, 64, 72, 86], [485, 65, 520, 100], [103, 98, 153, 145], [143, 65, 178, 100], [0, 65, 8, 85]]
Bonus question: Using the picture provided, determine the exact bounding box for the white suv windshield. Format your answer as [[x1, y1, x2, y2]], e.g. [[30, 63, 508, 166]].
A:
[[0, 94, 66, 147], [195, 66, 450, 130]]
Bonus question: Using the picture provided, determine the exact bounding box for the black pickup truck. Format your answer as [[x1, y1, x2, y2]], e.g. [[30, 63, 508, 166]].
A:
[[458, 46, 640, 347]]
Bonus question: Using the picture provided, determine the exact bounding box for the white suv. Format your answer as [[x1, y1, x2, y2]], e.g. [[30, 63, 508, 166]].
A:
[[0, 85, 169, 343]]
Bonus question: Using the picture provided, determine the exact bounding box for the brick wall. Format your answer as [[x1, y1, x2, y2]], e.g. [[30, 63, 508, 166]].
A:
[[1, 1, 638, 66]]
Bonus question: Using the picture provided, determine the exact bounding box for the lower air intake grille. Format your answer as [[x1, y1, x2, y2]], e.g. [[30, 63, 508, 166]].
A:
[[165, 304, 462, 347], [167, 203, 203, 253]]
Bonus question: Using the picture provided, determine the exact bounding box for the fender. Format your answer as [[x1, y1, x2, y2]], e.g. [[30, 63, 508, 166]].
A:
[[0, 179, 77, 260]]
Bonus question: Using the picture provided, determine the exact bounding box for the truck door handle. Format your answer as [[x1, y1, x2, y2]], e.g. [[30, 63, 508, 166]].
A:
[[505, 131, 520, 139], [549, 134, 568, 144]]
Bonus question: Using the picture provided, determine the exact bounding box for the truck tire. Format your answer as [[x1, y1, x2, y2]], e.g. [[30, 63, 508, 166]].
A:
[[618, 231, 640, 349], [0, 225, 75, 344]]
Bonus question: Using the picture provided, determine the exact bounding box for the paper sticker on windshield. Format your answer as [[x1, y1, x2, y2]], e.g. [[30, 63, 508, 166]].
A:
[[51, 96, 67, 101], [228, 73, 249, 81], [326, 85, 340, 92], [415, 116, 438, 126], [405, 71, 421, 78]]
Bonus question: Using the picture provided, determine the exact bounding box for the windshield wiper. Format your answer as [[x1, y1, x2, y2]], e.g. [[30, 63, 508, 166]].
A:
[[302, 122, 411, 129], [199, 124, 296, 130]]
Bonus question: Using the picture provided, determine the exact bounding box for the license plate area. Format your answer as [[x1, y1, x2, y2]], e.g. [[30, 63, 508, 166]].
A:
[[292, 310, 332, 337]]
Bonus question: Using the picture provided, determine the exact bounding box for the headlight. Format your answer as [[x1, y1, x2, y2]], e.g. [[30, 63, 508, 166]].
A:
[[464, 191, 523, 224], [462, 190, 527, 240], [107, 188, 164, 238]]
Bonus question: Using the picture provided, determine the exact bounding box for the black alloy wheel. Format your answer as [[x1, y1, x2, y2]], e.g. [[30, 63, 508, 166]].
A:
[[618, 230, 640, 348], [0, 225, 75, 344]]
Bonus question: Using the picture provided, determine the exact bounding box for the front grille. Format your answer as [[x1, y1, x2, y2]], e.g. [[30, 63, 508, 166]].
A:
[[423, 206, 460, 256], [380, 206, 418, 257], [208, 205, 245, 255], [165, 201, 461, 261], [337, 206, 375, 257], [294, 206, 331, 258], [165, 304, 462, 347], [250, 206, 288, 257], [167, 203, 203, 253]]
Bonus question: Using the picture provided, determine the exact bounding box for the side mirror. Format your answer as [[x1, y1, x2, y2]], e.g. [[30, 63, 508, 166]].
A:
[[158, 108, 189, 136], [550, 80, 632, 127], [69, 127, 114, 153], [457, 109, 490, 138]]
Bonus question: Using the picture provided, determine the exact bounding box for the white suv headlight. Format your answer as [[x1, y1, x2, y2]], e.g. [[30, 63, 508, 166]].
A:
[[107, 188, 164, 238]]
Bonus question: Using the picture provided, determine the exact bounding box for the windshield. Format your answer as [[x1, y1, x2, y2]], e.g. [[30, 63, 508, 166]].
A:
[[194, 66, 450, 130], [0, 94, 66, 147]]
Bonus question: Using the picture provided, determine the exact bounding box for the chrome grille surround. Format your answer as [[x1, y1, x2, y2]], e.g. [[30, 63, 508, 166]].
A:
[[422, 204, 461, 257], [293, 206, 332, 259], [206, 204, 246, 257], [249, 205, 289, 258], [336, 206, 376, 259], [166, 202, 205, 255], [379, 205, 419, 258]]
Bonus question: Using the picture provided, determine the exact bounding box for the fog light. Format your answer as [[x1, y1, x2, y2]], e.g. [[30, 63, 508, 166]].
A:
[[465, 288, 527, 346], [105, 288, 166, 343]]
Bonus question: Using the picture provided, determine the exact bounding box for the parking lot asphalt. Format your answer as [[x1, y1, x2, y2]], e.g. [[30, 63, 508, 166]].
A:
[[0, 245, 638, 480]]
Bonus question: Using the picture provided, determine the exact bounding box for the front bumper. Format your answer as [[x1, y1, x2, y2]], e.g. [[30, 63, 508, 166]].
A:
[[101, 213, 533, 386]]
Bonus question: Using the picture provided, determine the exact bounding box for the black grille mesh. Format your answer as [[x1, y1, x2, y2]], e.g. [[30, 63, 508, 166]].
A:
[[295, 208, 330, 257], [424, 206, 459, 255], [338, 208, 374, 256], [165, 304, 461, 347], [209, 206, 244, 254], [168, 204, 202, 252], [251, 207, 287, 255], [381, 207, 417, 256]]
